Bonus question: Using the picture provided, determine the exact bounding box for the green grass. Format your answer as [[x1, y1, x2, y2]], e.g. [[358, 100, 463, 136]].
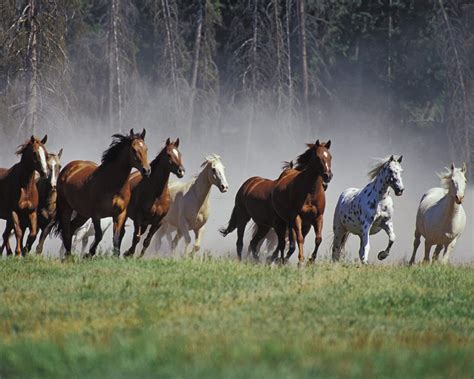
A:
[[0, 256, 473, 378]]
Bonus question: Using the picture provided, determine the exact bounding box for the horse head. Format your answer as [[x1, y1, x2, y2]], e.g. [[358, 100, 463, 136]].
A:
[[129, 128, 151, 177], [164, 137, 185, 178], [448, 162, 467, 204], [17, 135, 49, 178], [203, 154, 228, 193], [385, 155, 404, 196], [308, 139, 333, 183], [47, 148, 63, 189]]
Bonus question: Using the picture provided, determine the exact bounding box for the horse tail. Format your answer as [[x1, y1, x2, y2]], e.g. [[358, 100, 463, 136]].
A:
[[219, 206, 239, 237], [51, 192, 66, 238]]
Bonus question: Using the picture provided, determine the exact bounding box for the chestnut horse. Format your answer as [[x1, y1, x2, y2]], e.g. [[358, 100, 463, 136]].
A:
[[0, 135, 49, 256], [123, 138, 184, 258], [54, 129, 150, 258], [219, 169, 288, 261], [270, 141, 332, 264]]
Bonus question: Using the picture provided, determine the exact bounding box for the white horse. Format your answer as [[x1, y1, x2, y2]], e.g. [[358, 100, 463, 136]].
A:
[[332, 155, 404, 264], [409, 163, 467, 265], [154, 154, 229, 254]]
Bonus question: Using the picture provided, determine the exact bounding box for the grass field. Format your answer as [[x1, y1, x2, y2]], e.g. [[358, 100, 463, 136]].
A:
[[0, 256, 472, 378]]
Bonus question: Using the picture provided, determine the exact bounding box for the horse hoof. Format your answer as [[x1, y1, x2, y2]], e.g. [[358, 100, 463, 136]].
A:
[[377, 251, 389, 261]]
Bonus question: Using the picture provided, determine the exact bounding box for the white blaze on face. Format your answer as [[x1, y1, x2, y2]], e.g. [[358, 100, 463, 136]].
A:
[[322, 151, 330, 172], [38, 146, 48, 176], [50, 160, 57, 187], [172, 148, 179, 160]]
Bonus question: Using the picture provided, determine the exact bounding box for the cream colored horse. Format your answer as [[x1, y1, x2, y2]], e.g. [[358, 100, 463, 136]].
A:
[[410, 163, 467, 265], [154, 155, 228, 255]]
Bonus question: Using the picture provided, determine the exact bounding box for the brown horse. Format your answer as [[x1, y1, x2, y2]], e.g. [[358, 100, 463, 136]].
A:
[[123, 138, 184, 258], [219, 165, 294, 261], [270, 140, 332, 264], [34, 149, 63, 254], [0, 135, 49, 256], [54, 129, 150, 258]]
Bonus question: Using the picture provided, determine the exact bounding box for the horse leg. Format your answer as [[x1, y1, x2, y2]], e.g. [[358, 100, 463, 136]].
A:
[[432, 244, 443, 261], [2, 220, 14, 256], [267, 223, 286, 264], [192, 226, 205, 254], [358, 228, 370, 264], [117, 224, 126, 251], [377, 221, 395, 261], [249, 224, 270, 262], [441, 239, 457, 265], [171, 229, 182, 253], [112, 211, 127, 257], [124, 219, 142, 258], [295, 215, 306, 265], [86, 218, 103, 258], [332, 214, 348, 262], [284, 220, 297, 263], [140, 220, 164, 257], [236, 221, 248, 261], [154, 223, 166, 253], [25, 211, 38, 254], [308, 216, 322, 264], [58, 203, 74, 259], [11, 211, 23, 257], [409, 229, 421, 265], [422, 240, 432, 264]]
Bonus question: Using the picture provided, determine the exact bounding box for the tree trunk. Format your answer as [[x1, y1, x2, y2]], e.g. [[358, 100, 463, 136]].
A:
[[285, 0, 294, 135], [187, 0, 203, 140], [297, 0, 309, 131], [273, 0, 283, 110], [24, 0, 39, 138]]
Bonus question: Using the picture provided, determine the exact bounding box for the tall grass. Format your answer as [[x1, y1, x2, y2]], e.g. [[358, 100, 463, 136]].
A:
[[0, 256, 472, 378]]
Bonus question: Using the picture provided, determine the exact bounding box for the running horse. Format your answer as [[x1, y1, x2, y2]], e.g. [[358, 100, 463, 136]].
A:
[[123, 138, 185, 258], [220, 140, 332, 264], [0, 135, 49, 256], [54, 129, 150, 258], [270, 140, 332, 264]]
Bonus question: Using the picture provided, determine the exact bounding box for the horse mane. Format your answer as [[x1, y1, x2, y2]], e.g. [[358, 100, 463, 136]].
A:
[[101, 133, 139, 165], [15, 141, 32, 155], [281, 160, 294, 170], [367, 157, 392, 180], [438, 168, 455, 189], [150, 145, 168, 171], [200, 154, 222, 168], [293, 144, 317, 170]]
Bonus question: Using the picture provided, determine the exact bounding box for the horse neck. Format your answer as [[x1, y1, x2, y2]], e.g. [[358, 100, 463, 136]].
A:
[[18, 152, 36, 188], [99, 149, 133, 189], [364, 172, 390, 203], [40, 179, 57, 213], [440, 190, 462, 223], [148, 156, 171, 196], [297, 165, 322, 193], [190, 167, 213, 206]]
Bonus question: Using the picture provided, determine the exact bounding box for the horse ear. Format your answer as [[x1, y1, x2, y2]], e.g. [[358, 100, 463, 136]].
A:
[[58, 148, 63, 159], [166, 138, 171, 146], [30, 135, 35, 143], [397, 155, 403, 163], [451, 162, 456, 171], [175, 138, 180, 148], [41, 135, 48, 144], [390, 155, 394, 161], [325, 140, 331, 149], [130, 128, 134, 136], [315, 139, 320, 146], [462, 162, 467, 173], [140, 129, 146, 139]]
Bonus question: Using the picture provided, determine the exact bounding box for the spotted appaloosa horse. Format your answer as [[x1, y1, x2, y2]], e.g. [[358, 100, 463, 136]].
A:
[[332, 155, 404, 264]]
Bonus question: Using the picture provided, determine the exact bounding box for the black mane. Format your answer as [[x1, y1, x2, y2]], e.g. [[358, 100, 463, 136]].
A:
[[101, 133, 139, 165]]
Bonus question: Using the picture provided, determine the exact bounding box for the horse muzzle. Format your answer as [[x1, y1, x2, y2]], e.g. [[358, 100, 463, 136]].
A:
[[219, 184, 229, 193], [395, 188, 404, 196], [455, 195, 464, 204], [176, 167, 185, 178], [141, 167, 151, 178], [322, 172, 333, 183]]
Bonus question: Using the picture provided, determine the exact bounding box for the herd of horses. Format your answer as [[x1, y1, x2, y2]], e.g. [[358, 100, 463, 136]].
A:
[[0, 130, 468, 265]]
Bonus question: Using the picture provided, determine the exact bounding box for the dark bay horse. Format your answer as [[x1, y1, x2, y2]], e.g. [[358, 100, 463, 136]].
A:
[[271, 140, 333, 263], [54, 129, 150, 258], [0, 135, 49, 256], [34, 149, 63, 254], [219, 166, 294, 261], [123, 138, 184, 258]]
